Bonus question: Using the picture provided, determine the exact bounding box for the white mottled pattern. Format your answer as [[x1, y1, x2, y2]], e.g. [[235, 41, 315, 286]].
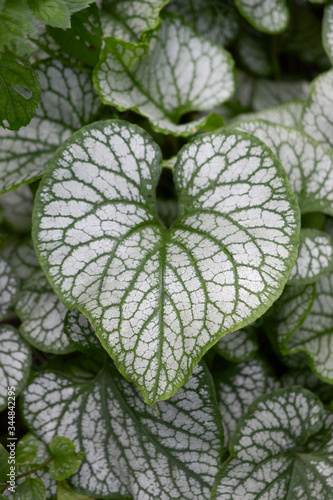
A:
[[234, 119, 333, 215], [0, 326, 31, 411], [214, 327, 258, 362], [94, 16, 235, 136], [232, 100, 304, 128], [289, 229, 333, 285], [65, 309, 102, 352], [213, 388, 332, 500], [0, 60, 100, 193], [22, 362, 223, 499], [33, 122, 299, 404], [234, 0, 289, 33], [323, 4, 333, 64], [302, 70, 333, 150], [0, 256, 19, 321]]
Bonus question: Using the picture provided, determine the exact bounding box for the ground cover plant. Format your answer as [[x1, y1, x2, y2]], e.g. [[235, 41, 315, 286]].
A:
[[0, 0, 333, 498]]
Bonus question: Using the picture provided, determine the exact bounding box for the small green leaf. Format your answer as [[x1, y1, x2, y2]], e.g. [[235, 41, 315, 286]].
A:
[[94, 16, 235, 136], [13, 477, 45, 500], [25, 0, 71, 29], [302, 70, 333, 150], [288, 229, 333, 285], [65, 0, 95, 14], [214, 327, 258, 362], [0, 59, 101, 194], [0, 185, 33, 232], [0, 257, 19, 321], [235, 0, 289, 34], [231, 120, 333, 215], [0, 326, 31, 411], [101, 0, 168, 44], [215, 359, 280, 446], [212, 388, 331, 500], [166, 0, 240, 47], [0, 53, 41, 131], [48, 437, 83, 481], [65, 310, 103, 353], [56, 481, 93, 500], [22, 361, 223, 499], [0, 444, 10, 483], [0, 0, 37, 56], [32, 121, 300, 404]]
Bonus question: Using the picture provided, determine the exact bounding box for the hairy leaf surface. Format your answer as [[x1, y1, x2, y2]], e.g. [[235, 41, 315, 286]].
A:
[[33, 120, 299, 404]]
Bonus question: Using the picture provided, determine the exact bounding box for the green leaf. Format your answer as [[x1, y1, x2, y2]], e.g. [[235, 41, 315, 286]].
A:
[[166, 0, 240, 47], [231, 119, 333, 215], [212, 388, 332, 500], [0, 0, 37, 56], [0, 53, 41, 131], [0, 444, 10, 483], [323, 3, 333, 65], [214, 326, 258, 362], [215, 359, 280, 446], [288, 229, 333, 285], [22, 361, 223, 499], [302, 70, 333, 151], [0, 185, 33, 231], [56, 481, 92, 500], [101, 0, 168, 44], [65, 0, 95, 14], [13, 477, 46, 500], [234, 0, 289, 34], [32, 121, 300, 404], [0, 257, 19, 321], [94, 16, 235, 136], [25, 0, 71, 29], [0, 326, 31, 411], [282, 272, 333, 383], [0, 59, 101, 194], [268, 283, 316, 348], [48, 437, 83, 481], [64, 310, 103, 353]]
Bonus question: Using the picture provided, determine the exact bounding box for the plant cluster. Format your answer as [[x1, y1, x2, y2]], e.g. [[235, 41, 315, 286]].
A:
[[0, 0, 333, 499]]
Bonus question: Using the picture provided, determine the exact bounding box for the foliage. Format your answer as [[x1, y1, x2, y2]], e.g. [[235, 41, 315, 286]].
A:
[[0, 0, 333, 498]]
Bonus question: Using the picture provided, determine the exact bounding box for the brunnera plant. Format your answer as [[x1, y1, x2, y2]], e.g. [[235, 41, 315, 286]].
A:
[[0, 1, 333, 499]]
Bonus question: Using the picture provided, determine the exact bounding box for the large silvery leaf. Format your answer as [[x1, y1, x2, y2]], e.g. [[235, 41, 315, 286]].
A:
[[94, 16, 235, 136], [234, 0, 289, 34], [302, 70, 333, 151], [282, 272, 333, 383], [101, 0, 168, 43], [288, 229, 333, 285], [32, 120, 300, 404], [0, 59, 101, 194], [215, 359, 279, 446], [0, 256, 19, 320], [166, 0, 239, 47], [323, 4, 333, 65], [231, 119, 333, 215], [0, 326, 31, 411], [212, 388, 333, 500], [22, 361, 223, 499]]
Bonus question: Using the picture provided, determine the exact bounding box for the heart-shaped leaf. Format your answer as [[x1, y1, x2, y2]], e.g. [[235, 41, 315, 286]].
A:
[[166, 0, 240, 47], [101, 0, 167, 43], [288, 229, 333, 285], [0, 59, 101, 194], [215, 359, 279, 446], [32, 120, 300, 404], [234, 0, 289, 34], [48, 436, 84, 481], [0, 325, 31, 411], [214, 327, 258, 363], [13, 477, 46, 500], [302, 70, 333, 150], [22, 361, 223, 499], [212, 388, 332, 500], [94, 16, 235, 136], [231, 119, 333, 215]]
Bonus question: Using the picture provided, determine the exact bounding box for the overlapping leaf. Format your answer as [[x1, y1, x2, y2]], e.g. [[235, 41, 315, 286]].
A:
[[22, 361, 223, 499], [32, 120, 299, 404], [94, 16, 235, 136], [302, 70, 333, 150], [166, 0, 239, 47], [0, 0, 37, 56], [232, 100, 304, 128], [215, 359, 279, 446], [213, 388, 333, 500], [252, 79, 310, 111], [65, 309, 102, 353], [0, 59, 101, 193], [231, 119, 333, 215], [0, 326, 31, 411], [234, 0, 289, 34], [0, 185, 33, 232], [0, 256, 19, 320], [214, 327, 258, 362]]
